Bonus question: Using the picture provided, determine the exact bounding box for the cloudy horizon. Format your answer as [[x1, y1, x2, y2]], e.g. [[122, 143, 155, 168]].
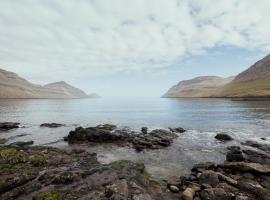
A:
[[0, 0, 269, 96]]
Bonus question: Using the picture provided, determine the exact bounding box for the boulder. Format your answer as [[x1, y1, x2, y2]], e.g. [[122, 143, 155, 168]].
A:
[[40, 123, 65, 128], [226, 146, 245, 162], [215, 133, 233, 141], [199, 171, 219, 187], [141, 127, 148, 134], [169, 185, 179, 193], [0, 122, 20, 130], [169, 127, 186, 133], [182, 187, 195, 200]]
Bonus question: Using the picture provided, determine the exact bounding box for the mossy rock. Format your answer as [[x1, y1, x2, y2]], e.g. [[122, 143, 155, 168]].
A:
[[29, 155, 46, 166], [0, 138, 6, 144], [33, 191, 62, 200], [0, 148, 28, 164], [53, 172, 74, 184]]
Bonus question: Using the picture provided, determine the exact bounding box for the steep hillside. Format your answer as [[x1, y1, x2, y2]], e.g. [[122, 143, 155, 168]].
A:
[[215, 54, 270, 97], [0, 68, 89, 99], [163, 76, 234, 98]]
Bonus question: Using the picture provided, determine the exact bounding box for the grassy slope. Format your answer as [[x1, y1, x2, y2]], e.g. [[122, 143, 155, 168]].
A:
[[214, 78, 270, 97]]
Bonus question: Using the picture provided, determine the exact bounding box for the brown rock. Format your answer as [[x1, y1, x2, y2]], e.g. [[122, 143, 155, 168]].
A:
[[199, 170, 219, 187]]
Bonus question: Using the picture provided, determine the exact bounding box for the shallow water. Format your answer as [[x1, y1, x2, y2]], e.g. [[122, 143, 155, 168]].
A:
[[1, 97, 270, 178]]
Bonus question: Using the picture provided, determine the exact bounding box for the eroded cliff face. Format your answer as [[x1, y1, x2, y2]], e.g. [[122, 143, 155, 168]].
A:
[[0, 68, 89, 99]]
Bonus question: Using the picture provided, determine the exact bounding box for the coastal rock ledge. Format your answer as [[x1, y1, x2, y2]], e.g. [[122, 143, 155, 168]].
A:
[[0, 145, 173, 200], [64, 124, 182, 151]]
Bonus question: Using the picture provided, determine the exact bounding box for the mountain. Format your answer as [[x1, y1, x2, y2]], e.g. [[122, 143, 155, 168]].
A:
[[0, 68, 90, 99], [163, 76, 234, 98], [215, 54, 270, 97]]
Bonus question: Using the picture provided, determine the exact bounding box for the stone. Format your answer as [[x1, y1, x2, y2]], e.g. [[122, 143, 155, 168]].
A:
[[200, 188, 235, 200], [105, 179, 129, 200], [40, 123, 65, 128], [199, 171, 219, 187], [9, 141, 34, 147], [192, 162, 216, 172], [242, 140, 270, 153], [65, 125, 178, 151], [169, 127, 186, 133], [0, 122, 20, 130], [182, 187, 195, 200], [141, 127, 148, 134], [169, 185, 180, 193], [243, 149, 270, 164], [223, 162, 270, 173], [215, 133, 233, 141], [226, 146, 245, 162]]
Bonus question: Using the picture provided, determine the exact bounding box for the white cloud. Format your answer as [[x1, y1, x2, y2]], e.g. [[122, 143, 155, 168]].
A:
[[0, 0, 269, 82]]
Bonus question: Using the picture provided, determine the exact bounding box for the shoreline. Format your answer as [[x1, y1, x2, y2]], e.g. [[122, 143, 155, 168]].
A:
[[1, 123, 270, 199]]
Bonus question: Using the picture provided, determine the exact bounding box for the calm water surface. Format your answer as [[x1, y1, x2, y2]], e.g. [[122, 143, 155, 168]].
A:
[[1, 97, 270, 178]]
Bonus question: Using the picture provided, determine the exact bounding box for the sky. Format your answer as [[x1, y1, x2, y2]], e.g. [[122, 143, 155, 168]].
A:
[[0, 0, 269, 97]]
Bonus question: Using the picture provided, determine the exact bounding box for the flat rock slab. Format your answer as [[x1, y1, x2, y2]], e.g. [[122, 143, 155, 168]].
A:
[[223, 162, 270, 173]]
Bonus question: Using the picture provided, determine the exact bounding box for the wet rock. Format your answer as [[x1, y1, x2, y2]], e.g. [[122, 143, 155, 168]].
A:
[[0, 138, 6, 144], [96, 124, 117, 131], [105, 179, 129, 199], [215, 133, 233, 141], [223, 162, 270, 174], [199, 171, 219, 187], [40, 123, 65, 128], [9, 140, 34, 147], [141, 127, 148, 134], [0, 122, 20, 130], [65, 125, 131, 143], [169, 127, 186, 133], [192, 162, 216, 173], [182, 187, 195, 200], [200, 188, 235, 200], [243, 149, 270, 164], [65, 125, 178, 151], [242, 140, 270, 153], [132, 129, 177, 151], [226, 146, 245, 162]]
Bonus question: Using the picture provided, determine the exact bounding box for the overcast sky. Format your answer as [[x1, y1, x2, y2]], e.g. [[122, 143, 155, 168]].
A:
[[0, 0, 269, 96]]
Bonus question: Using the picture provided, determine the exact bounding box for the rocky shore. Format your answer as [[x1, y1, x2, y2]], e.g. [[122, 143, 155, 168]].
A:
[[64, 124, 183, 151], [0, 123, 270, 199]]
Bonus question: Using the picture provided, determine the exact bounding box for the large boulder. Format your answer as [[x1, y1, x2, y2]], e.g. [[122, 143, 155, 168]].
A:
[[65, 125, 131, 143], [226, 146, 245, 162], [215, 133, 233, 141], [0, 122, 20, 130]]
